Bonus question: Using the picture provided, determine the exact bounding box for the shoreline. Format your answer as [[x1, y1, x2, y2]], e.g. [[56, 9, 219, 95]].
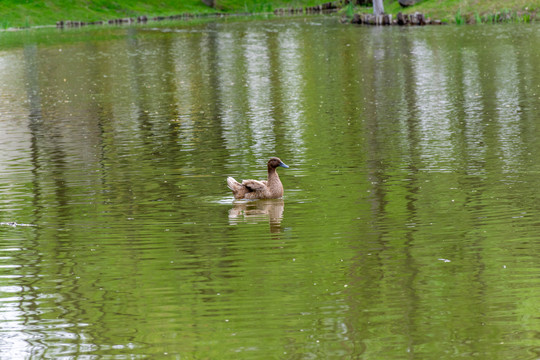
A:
[[0, 11, 265, 32], [1, 2, 538, 32]]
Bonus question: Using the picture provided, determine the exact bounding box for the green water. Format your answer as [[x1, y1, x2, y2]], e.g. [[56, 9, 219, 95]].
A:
[[1, 17, 540, 359]]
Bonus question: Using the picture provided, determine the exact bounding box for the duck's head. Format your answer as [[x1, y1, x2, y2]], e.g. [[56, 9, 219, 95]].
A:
[[268, 157, 289, 169]]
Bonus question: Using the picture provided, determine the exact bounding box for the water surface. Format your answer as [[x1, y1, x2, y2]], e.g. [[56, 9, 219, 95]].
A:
[[1, 17, 540, 359]]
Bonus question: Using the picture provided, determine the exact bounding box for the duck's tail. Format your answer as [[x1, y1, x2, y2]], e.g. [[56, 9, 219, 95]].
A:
[[227, 177, 246, 199], [227, 177, 238, 191]]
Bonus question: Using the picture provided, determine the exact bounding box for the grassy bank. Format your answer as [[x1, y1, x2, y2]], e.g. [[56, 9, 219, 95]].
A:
[[0, 0, 321, 28], [1, 0, 539, 28], [383, 0, 540, 24], [0, 0, 211, 28]]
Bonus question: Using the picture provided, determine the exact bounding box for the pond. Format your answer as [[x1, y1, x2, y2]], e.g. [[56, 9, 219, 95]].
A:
[[1, 16, 540, 359]]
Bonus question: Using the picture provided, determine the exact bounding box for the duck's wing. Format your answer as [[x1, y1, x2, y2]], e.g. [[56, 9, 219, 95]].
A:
[[242, 179, 267, 192]]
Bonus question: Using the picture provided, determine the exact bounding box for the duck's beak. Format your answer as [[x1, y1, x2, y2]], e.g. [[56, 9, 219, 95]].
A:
[[279, 161, 289, 169]]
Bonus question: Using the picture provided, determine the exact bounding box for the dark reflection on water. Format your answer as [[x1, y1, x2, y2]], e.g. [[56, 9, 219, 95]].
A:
[[1, 18, 540, 359]]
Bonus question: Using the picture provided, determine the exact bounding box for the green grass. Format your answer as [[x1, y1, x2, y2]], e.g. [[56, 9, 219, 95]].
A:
[[454, 9, 465, 24], [383, 0, 539, 24], [0, 0, 217, 28], [0, 0, 326, 28], [0, 0, 539, 28]]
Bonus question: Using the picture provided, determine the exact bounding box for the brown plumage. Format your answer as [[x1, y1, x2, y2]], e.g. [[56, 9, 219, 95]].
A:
[[227, 157, 289, 199]]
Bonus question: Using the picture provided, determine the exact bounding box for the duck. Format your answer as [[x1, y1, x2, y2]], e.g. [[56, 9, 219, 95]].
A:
[[227, 157, 289, 199]]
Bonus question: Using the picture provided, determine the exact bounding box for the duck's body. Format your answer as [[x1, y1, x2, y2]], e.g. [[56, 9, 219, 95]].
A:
[[227, 157, 289, 200]]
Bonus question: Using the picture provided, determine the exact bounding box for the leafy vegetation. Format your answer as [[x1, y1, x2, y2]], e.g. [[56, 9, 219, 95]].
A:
[[454, 9, 465, 24]]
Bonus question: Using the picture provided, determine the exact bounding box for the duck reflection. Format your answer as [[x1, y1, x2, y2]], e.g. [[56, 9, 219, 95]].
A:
[[228, 199, 284, 233]]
